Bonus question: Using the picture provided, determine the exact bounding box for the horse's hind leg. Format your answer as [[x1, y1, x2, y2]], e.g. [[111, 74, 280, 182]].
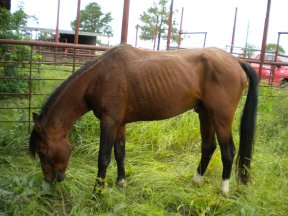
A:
[[114, 124, 127, 188], [213, 111, 236, 194], [193, 104, 217, 185]]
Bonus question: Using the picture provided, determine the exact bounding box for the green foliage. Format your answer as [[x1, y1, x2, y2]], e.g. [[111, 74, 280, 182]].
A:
[[0, 44, 43, 97], [70, 2, 113, 35], [0, 65, 28, 98], [139, 0, 178, 50], [0, 5, 36, 40], [242, 43, 257, 58], [0, 5, 41, 97], [37, 32, 54, 41], [0, 73, 288, 215], [266, 43, 285, 54]]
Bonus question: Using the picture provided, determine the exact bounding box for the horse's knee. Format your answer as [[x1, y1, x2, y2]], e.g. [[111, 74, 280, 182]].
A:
[[202, 143, 217, 157], [98, 155, 111, 169]]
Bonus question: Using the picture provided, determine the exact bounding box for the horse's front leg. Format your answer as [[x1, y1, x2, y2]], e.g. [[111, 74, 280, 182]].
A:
[[114, 124, 127, 188], [95, 116, 119, 191]]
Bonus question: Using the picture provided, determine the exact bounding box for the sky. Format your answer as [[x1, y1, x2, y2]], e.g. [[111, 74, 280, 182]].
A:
[[11, 0, 288, 52]]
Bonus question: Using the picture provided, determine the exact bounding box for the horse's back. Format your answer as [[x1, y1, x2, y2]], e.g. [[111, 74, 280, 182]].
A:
[[88, 46, 247, 122]]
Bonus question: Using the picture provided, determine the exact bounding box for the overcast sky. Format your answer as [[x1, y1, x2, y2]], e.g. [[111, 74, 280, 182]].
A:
[[11, 0, 288, 52]]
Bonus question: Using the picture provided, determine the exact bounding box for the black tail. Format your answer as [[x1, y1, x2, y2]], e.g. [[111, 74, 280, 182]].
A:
[[237, 62, 258, 184]]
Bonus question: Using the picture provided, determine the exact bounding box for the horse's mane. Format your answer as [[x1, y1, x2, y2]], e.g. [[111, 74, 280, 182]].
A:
[[38, 56, 101, 120], [29, 128, 39, 156], [38, 46, 126, 121], [29, 46, 127, 155], [29, 57, 101, 156]]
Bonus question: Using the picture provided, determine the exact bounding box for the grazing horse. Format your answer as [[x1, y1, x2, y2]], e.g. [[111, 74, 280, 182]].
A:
[[29, 45, 258, 194]]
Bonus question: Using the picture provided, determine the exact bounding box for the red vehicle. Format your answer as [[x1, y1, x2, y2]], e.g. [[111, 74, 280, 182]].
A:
[[250, 54, 288, 87]]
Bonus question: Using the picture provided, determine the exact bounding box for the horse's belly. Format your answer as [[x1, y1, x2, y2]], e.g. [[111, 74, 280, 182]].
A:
[[125, 96, 199, 122]]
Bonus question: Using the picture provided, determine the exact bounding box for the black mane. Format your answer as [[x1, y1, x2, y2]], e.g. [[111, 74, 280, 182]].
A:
[[29, 129, 39, 156]]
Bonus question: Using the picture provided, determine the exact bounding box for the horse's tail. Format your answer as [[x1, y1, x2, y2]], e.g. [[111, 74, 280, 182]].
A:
[[237, 61, 258, 184]]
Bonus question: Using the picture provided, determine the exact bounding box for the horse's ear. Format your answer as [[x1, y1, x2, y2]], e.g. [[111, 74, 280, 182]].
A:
[[32, 112, 42, 133]]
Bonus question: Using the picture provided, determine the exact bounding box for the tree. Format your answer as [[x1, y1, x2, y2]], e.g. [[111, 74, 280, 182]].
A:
[[0, 5, 34, 40], [37, 32, 54, 41], [242, 43, 257, 58], [0, 5, 40, 97], [0, 5, 36, 63], [70, 2, 113, 35], [139, 0, 178, 50], [266, 43, 285, 54]]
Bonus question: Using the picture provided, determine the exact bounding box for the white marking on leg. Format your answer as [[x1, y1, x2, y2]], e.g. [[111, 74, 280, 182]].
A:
[[117, 179, 128, 188], [192, 173, 204, 185], [220, 179, 230, 195]]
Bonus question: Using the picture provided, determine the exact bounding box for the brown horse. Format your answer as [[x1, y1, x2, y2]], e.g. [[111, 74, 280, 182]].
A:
[[29, 45, 258, 194]]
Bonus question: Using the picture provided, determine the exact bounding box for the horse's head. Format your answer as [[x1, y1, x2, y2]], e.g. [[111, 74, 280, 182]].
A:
[[29, 113, 71, 183]]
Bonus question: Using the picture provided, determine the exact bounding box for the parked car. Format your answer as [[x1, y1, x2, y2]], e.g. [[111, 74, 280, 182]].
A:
[[250, 54, 288, 88]]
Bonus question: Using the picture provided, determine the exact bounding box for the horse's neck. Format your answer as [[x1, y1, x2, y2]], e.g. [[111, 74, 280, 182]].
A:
[[43, 77, 91, 135]]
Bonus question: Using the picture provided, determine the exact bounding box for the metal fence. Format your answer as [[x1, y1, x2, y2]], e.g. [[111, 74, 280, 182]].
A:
[[1, 39, 287, 133], [0, 39, 109, 132]]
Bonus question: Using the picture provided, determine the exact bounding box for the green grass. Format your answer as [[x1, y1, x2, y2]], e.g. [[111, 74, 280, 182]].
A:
[[1, 74, 288, 215]]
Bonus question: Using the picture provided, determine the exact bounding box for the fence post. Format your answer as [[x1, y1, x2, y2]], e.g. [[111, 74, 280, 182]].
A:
[[28, 45, 33, 133], [121, 0, 130, 44]]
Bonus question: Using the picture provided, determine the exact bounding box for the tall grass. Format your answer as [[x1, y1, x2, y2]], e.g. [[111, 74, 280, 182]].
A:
[[1, 76, 288, 215]]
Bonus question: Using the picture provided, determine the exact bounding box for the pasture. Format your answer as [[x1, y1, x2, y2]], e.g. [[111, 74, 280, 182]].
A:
[[0, 67, 288, 215]]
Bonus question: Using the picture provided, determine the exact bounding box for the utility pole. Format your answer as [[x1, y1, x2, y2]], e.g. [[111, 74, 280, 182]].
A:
[[135, 24, 139, 47], [153, 16, 159, 50]]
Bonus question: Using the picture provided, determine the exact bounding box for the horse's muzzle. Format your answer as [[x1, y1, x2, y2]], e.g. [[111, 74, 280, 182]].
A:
[[44, 172, 66, 183], [55, 172, 66, 182]]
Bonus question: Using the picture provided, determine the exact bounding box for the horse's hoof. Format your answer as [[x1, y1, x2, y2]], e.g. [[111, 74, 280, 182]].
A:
[[117, 178, 128, 188], [220, 179, 229, 195], [192, 173, 204, 186]]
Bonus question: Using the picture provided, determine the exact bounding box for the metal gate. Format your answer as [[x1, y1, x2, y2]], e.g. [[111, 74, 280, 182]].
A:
[[0, 39, 109, 132]]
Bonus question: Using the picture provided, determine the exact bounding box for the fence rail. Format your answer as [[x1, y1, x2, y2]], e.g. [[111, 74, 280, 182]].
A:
[[0, 39, 110, 132], [0, 40, 287, 132]]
